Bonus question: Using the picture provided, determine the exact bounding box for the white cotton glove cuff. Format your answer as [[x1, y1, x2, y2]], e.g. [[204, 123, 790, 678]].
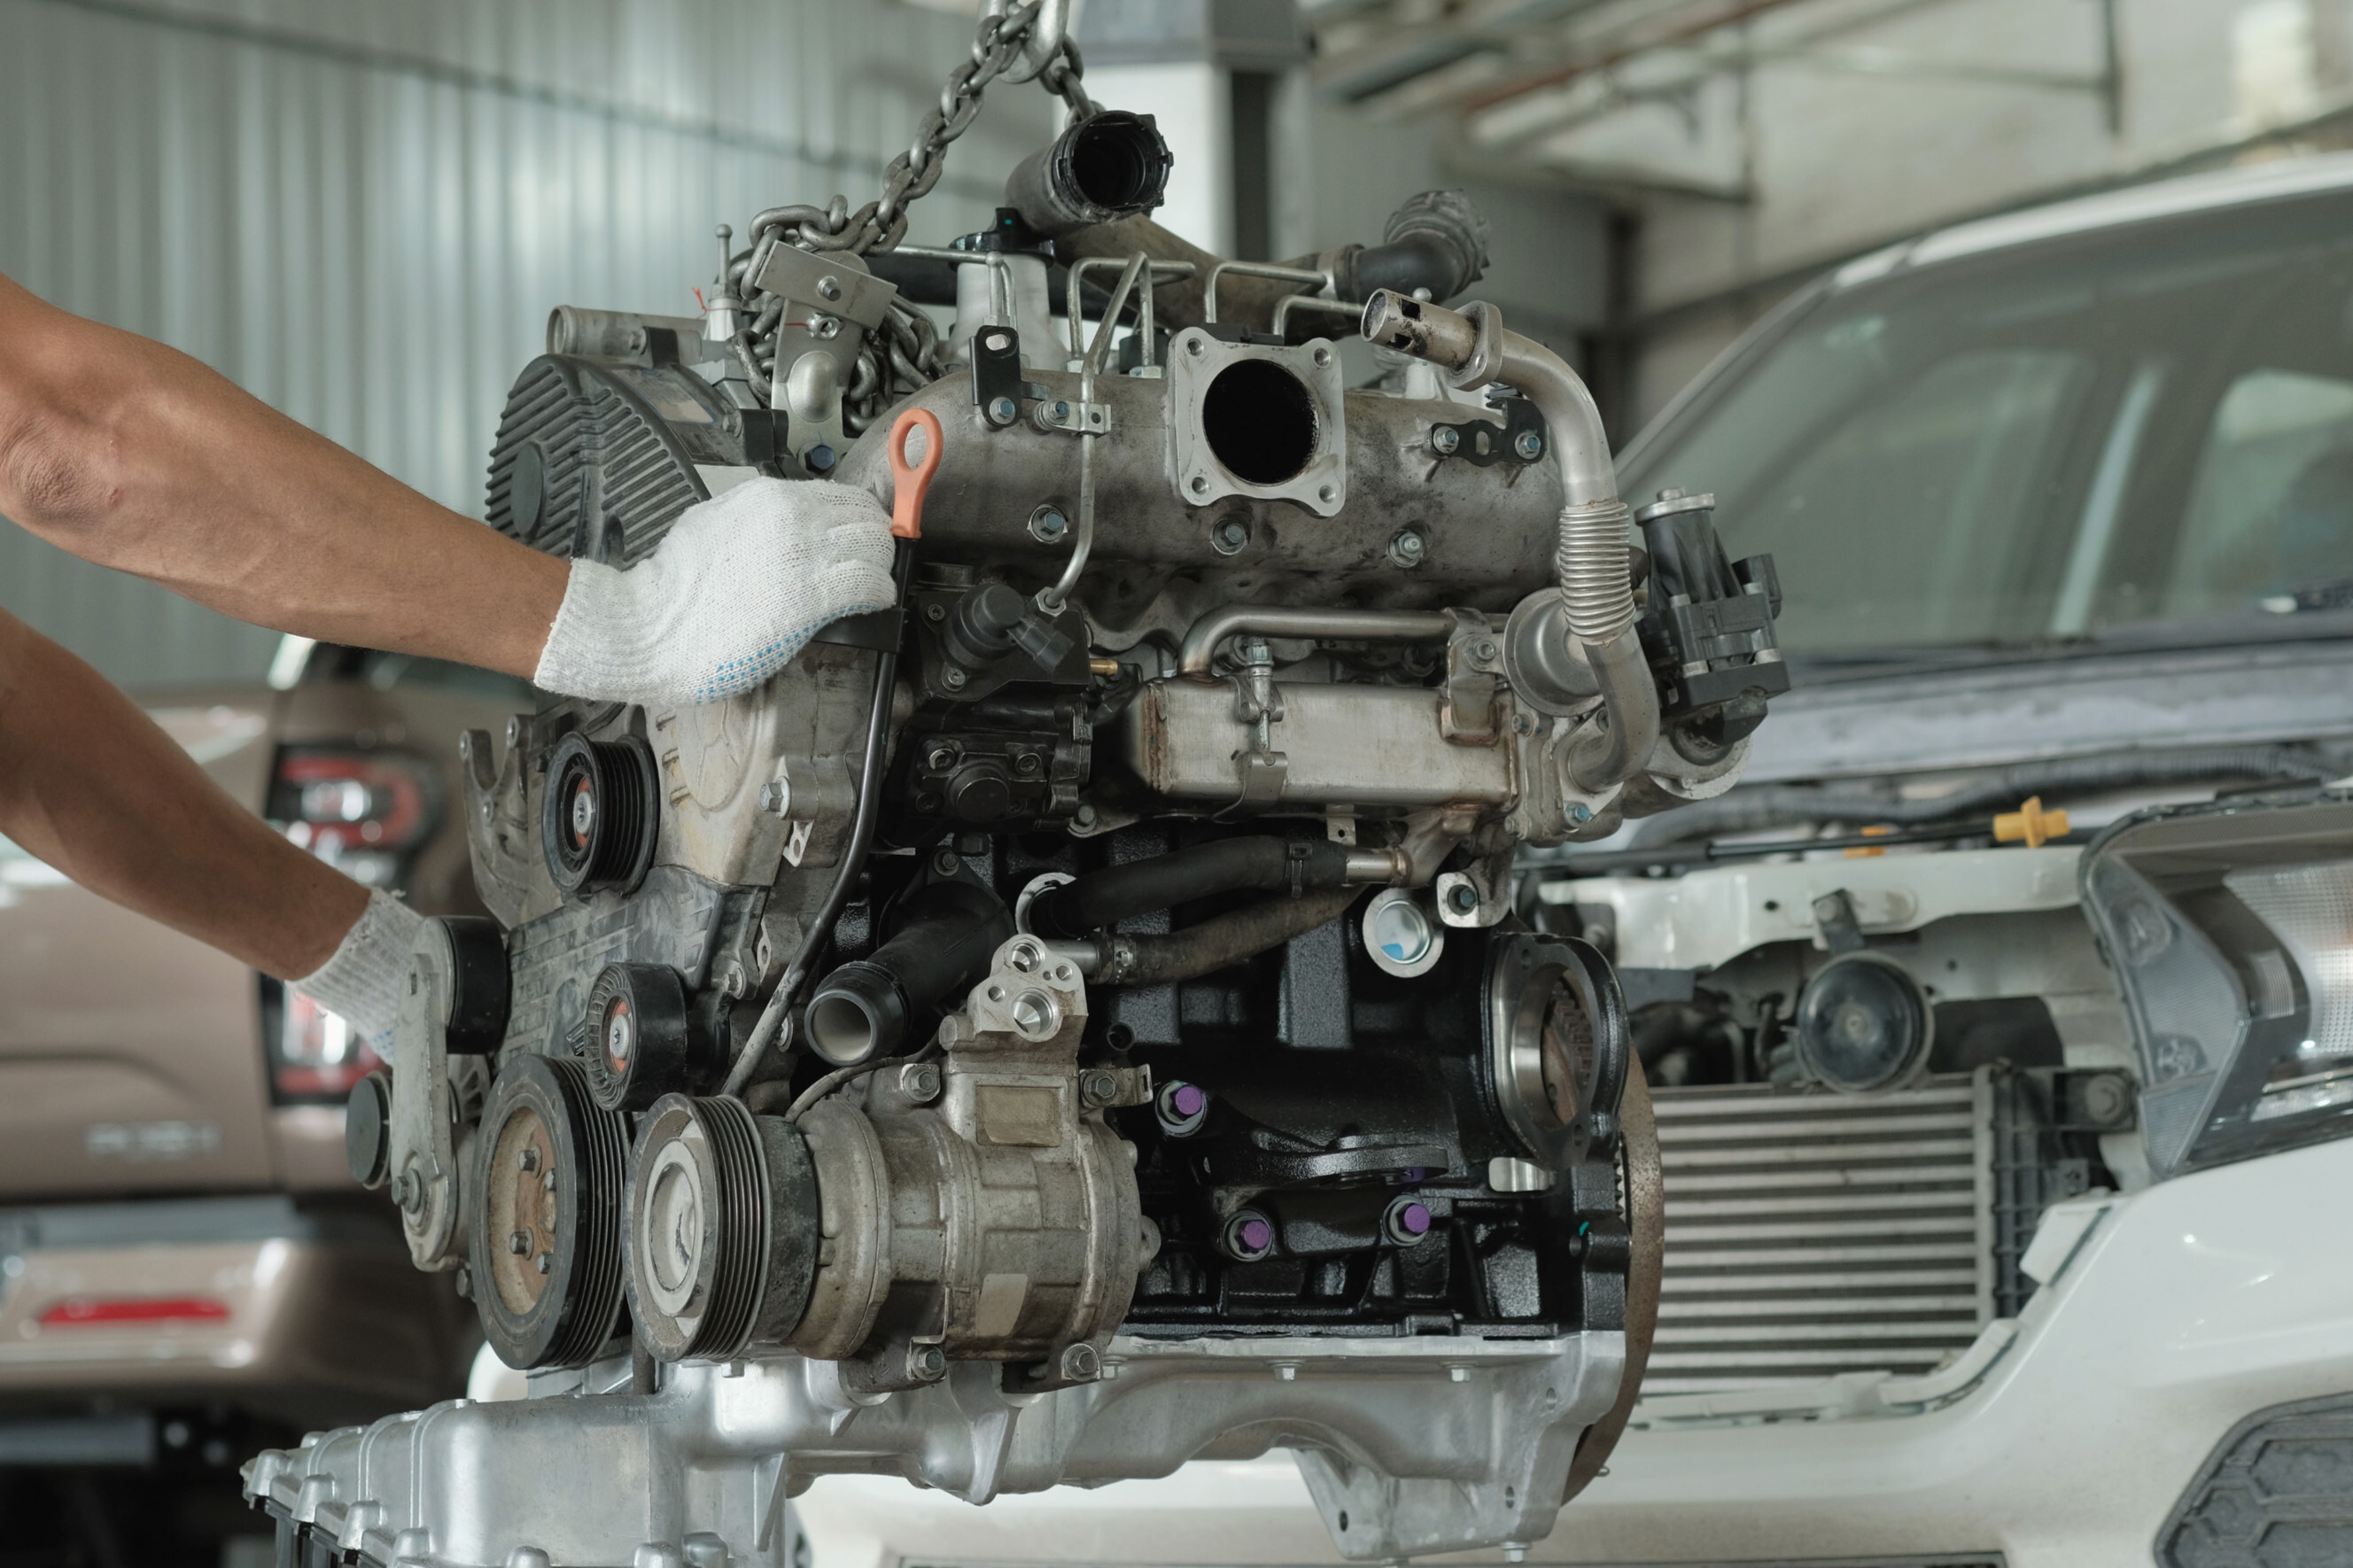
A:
[[532, 477, 897, 708], [291, 890, 425, 1052]]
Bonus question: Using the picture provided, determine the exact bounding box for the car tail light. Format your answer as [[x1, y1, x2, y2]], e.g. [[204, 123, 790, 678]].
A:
[[266, 748, 441, 889], [261, 982, 387, 1105], [38, 1296, 233, 1327]]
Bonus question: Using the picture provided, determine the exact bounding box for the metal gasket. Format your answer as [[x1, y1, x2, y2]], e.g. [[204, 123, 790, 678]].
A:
[[1165, 328, 1348, 518]]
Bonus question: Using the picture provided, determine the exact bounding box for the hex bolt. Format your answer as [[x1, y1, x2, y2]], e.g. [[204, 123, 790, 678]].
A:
[[1080, 1068, 1120, 1106], [1389, 530, 1428, 569], [1514, 430, 1544, 461], [1060, 1342, 1102, 1381], [1384, 1194, 1436, 1247], [1073, 803, 1099, 829], [758, 780, 788, 815], [1029, 506, 1069, 544], [1014, 752, 1043, 776], [1052, 400, 1071, 421], [898, 1061, 943, 1104], [923, 602, 947, 624], [933, 847, 962, 877], [1568, 803, 1593, 825], [509, 1230, 532, 1256], [543, 1169, 558, 1192], [989, 395, 1018, 425], [1156, 1079, 1210, 1137], [1472, 639, 1499, 663], [908, 1344, 947, 1382], [1447, 882, 1480, 915], [1211, 516, 1250, 555], [518, 1146, 540, 1172], [1429, 426, 1461, 456], [536, 1252, 553, 1276], [505, 717, 524, 749], [943, 666, 968, 691], [1223, 1209, 1277, 1263]]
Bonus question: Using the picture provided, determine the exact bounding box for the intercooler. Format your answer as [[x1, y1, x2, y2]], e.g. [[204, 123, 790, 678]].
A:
[[1646, 1073, 1999, 1395]]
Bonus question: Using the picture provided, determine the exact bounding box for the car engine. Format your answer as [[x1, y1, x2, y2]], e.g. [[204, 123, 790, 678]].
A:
[[246, 8, 1788, 1564]]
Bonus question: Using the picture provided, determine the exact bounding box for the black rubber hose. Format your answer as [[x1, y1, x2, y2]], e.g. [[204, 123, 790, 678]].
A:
[[1630, 744, 2344, 848], [804, 881, 1013, 1066], [1029, 838, 1355, 940], [1097, 889, 1363, 988]]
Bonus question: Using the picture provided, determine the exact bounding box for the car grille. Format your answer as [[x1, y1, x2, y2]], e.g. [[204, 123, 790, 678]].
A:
[[1647, 1073, 1996, 1394]]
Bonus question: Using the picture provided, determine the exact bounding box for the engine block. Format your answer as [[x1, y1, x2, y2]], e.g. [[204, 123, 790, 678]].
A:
[[249, 61, 1789, 1568]]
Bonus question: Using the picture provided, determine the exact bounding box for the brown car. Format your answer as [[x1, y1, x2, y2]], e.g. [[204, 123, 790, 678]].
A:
[[0, 642, 528, 1566]]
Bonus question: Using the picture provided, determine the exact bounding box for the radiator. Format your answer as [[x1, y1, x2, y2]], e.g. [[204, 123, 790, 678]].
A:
[[1645, 1073, 1997, 1395]]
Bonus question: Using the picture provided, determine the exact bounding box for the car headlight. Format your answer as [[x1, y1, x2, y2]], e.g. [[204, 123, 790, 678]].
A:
[[2081, 791, 2353, 1178]]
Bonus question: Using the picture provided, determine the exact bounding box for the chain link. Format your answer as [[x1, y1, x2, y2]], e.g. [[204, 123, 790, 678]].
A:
[[762, 0, 1092, 258]]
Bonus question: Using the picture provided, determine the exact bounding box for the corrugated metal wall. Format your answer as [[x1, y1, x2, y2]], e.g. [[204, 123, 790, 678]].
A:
[[0, 0, 1055, 690]]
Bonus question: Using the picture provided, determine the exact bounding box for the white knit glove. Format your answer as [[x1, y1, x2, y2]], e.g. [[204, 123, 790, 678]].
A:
[[290, 889, 424, 1055], [532, 477, 896, 707]]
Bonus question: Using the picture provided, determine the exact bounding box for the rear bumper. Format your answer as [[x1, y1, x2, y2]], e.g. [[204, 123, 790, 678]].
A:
[[0, 1196, 467, 1423]]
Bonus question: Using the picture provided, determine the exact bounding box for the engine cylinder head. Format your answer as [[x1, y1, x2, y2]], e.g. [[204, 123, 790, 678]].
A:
[[469, 1054, 631, 1370], [541, 733, 660, 899]]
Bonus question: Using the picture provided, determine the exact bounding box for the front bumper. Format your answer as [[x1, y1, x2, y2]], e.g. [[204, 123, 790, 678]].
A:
[[788, 1136, 2353, 1568]]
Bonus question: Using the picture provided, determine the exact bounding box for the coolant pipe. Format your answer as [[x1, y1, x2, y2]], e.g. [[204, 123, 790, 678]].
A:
[[1029, 837, 1360, 940], [1360, 290, 1659, 791], [804, 882, 1013, 1067], [1003, 111, 1173, 238], [1176, 607, 1456, 678]]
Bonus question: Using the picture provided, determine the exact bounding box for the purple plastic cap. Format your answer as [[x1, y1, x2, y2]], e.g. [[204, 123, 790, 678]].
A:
[[1399, 1202, 1433, 1237], [1238, 1217, 1273, 1254], [1172, 1083, 1208, 1118]]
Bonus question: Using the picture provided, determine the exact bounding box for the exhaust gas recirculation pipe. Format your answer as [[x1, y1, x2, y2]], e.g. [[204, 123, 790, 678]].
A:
[[1360, 291, 1659, 791]]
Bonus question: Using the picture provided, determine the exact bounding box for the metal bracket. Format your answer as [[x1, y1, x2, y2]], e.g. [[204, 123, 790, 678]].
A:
[[971, 325, 1054, 428], [1433, 396, 1549, 467]]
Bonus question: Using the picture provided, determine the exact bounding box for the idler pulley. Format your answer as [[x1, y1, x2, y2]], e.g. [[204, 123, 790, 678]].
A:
[[583, 962, 692, 1112], [541, 732, 660, 898]]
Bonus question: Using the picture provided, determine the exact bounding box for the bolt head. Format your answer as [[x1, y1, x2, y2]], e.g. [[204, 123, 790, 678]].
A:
[[509, 1230, 532, 1256], [1514, 430, 1544, 461], [1472, 639, 1498, 663], [1389, 531, 1427, 568], [1029, 507, 1069, 544], [943, 666, 968, 690], [910, 1344, 947, 1380], [1073, 803, 1099, 828], [1060, 1342, 1102, 1381], [758, 780, 788, 814], [934, 848, 962, 877], [1568, 803, 1593, 824], [1173, 1084, 1207, 1118], [816, 276, 843, 301], [1052, 400, 1071, 419], [989, 395, 1017, 424], [1429, 426, 1460, 456], [1447, 882, 1479, 913], [505, 717, 524, 748]]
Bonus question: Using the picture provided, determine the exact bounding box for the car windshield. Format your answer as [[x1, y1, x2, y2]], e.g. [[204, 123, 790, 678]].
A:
[[1620, 189, 2353, 660]]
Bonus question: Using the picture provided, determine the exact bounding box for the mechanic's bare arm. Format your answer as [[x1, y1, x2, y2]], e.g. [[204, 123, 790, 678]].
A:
[[0, 272, 568, 680], [0, 609, 365, 980]]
